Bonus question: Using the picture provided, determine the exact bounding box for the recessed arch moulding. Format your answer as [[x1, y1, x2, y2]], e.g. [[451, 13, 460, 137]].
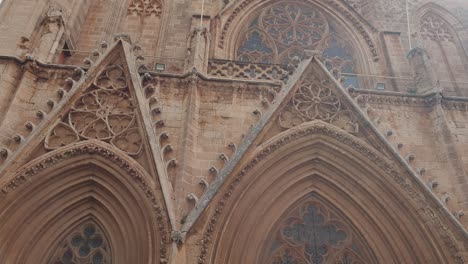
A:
[[0, 141, 171, 264], [211, 0, 382, 77], [190, 122, 468, 264]]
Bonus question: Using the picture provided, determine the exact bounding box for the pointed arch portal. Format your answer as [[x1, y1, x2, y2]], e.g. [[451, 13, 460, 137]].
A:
[[197, 122, 464, 264], [0, 141, 169, 264]]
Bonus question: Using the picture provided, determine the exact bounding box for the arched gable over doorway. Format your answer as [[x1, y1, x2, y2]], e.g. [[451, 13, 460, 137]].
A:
[[196, 121, 465, 263], [0, 140, 170, 264]]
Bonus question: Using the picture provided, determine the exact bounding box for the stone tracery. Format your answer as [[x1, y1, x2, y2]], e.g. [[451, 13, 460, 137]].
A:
[[420, 13, 455, 42], [128, 0, 162, 16], [48, 222, 111, 264], [279, 74, 358, 133], [45, 65, 144, 156], [269, 201, 367, 264], [235, 2, 358, 86]]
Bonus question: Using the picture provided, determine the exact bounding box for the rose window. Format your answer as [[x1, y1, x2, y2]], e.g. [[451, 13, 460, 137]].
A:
[[260, 2, 328, 49], [236, 2, 358, 87]]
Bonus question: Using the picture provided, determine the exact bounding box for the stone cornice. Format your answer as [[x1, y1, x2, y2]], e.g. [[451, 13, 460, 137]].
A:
[[350, 89, 468, 110]]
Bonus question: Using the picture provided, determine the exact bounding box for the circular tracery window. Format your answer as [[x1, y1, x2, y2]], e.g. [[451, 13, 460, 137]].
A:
[[236, 2, 358, 87], [260, 2, 329, 50]]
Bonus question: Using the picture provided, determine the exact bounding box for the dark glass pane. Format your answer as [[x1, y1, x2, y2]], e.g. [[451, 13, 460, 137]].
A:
[[84, 225, 96, 237], [93, 252, 104, 264], [71, 235, 83, 247], [90, 236, 103, 248], [62, 249, 73, 264], [79, 245, 91, 257]]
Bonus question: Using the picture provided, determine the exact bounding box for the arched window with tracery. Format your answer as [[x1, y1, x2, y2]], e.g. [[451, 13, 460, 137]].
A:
[[48, 222, 111, 264], [266, 200, 372, 264], [235, 2, 358, 88], [418, 11, 468, 95]]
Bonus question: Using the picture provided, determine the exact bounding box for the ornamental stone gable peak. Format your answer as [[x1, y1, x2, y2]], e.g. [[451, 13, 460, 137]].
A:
[[0, 39, 176, 232]]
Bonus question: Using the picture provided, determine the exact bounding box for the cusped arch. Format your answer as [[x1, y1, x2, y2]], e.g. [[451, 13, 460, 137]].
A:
[[0, 140, 170, 264], [197, 121, 465, 264], [216, 0, 378, 74]]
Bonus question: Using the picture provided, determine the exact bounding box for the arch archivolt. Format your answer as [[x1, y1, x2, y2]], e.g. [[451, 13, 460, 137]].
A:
[[0, 140, 170, 264], [214, 0, 379, 69], [196, 121, 466, 264]]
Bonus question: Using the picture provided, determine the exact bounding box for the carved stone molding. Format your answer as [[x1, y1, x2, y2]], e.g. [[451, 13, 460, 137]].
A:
[[349, 89, 468, 111], [1, 141, 169, 259], [197, 122, 465, 264], [207, 59, 292, 83], [128, 0, 163, 16]]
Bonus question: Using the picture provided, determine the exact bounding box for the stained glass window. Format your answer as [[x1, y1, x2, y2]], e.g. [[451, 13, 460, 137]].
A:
[[48, 222, 111, 264], [268, 201, 369, 264], [321, 33, 358, 88], [236, 2, 358, 87]]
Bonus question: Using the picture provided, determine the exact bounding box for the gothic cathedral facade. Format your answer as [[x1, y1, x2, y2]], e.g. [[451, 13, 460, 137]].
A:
[[1, 0, 468, 263]]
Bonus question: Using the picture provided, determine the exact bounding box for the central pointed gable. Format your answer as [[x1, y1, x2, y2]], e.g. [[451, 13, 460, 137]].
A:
[[256, 57, 395, 158], [181, 57, 468, 263]]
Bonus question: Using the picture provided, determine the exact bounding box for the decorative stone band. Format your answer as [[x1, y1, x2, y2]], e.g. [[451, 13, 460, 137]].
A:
[[350, 89, 468, 110], [0, 140, 169, 261], [197, 121, 465, 264], [207, 59, 292, 83]]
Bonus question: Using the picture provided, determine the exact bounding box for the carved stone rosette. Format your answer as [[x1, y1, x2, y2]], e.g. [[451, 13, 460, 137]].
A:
[[279, 77, 358, 133]]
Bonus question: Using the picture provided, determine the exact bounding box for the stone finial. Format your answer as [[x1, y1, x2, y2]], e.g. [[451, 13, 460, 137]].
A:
[[155, 120, 165, 128], [25, 122, 35, 131], [209, 166, 218, 176], [113, 33, 132, 44], [228, 142, 237, 151], [428, 180, 439, 190], [186, 193, 198, 203], [162, 144, 173, 154], [199, 179, 209, 189], [453, 211, 465, 219], [219, 153, 229, 162], [0, 148, 9, 159], [159, 132, 169, 141]]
